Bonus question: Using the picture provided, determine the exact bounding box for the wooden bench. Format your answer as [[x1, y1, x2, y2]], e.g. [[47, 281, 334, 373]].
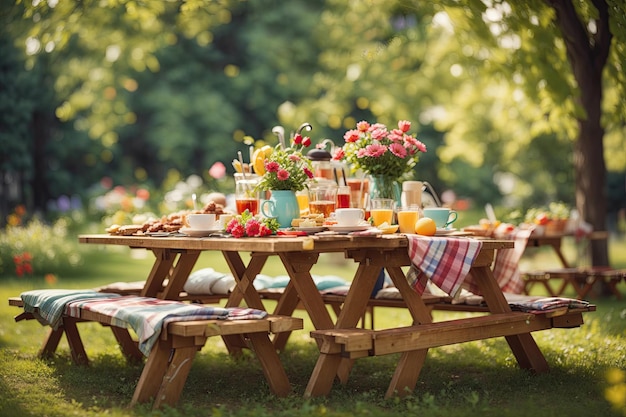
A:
[[9, 296, 303, 409], [309, 306, 595, 398]]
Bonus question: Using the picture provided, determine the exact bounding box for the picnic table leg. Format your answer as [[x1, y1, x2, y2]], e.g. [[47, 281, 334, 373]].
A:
[[63, 317, 89, 366], [385, 349, 428, 398], [471, 265, 549, 373], [247, 332, 292, 396], [131, 342, 172, 406], [152, 345, 199, 409], [331, 251, 385, 384], [109, 326, 143, 363], [271, 280, 301, 351], [38, 327, 64, 359], [304, 352, 344, 397], [222, 251, 269, 355], [141, 248, 178, 297], [161, 251, 201, 300]]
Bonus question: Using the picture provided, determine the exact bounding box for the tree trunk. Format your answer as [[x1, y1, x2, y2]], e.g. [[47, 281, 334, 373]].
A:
[[548, 0, 611, 267]]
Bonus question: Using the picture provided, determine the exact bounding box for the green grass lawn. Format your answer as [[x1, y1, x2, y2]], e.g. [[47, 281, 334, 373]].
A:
[[1, 241, 625, 417]]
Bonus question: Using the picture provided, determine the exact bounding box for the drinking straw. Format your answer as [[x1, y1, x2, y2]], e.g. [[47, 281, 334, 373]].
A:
[[238, 151, 248, 181]]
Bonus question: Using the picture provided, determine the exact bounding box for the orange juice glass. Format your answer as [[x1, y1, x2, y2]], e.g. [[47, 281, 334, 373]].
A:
[[397, 208, 419, 233], [296, 190, 310, 215], [370, 198, 395, 226]]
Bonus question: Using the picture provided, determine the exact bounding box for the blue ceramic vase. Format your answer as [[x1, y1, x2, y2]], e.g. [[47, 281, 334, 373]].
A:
[[261, 190, 300, 228]]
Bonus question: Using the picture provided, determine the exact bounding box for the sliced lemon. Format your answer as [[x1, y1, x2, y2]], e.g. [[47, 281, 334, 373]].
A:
[[252, 149, 266, 175], [232, 159, 243, 173], [252, 145, 274, 175]]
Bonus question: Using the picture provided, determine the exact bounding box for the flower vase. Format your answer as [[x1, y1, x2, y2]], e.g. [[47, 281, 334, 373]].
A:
[[260, 190, 300, 229], [368, 175, 402, 204]]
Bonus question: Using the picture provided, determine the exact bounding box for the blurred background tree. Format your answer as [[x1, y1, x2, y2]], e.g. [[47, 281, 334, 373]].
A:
[[1, 0, 625, 262]]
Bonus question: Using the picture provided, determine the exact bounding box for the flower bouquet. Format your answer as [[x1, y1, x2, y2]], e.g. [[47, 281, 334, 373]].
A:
[[255, 125, 315, 192], [333, 120, 427, 179]]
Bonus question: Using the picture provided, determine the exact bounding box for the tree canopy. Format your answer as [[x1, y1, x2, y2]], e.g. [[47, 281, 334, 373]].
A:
[[2, 0, 625, 258]]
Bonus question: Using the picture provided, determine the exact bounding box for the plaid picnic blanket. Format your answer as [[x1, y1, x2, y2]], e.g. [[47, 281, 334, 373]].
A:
[[508, 297, 590, 313], [406, 236, 484, 297], [21, 289, 121, 329], [65, 296, 268, 356], [463, 227, 535, 295]]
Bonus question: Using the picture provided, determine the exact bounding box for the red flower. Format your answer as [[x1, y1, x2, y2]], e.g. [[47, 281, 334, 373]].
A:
[[343, 129, 360, 143], [245, 219, 261, 237], [230, 223, 246, 238], [277, 169, 290, 181], [398, 120, 411, 133], [293, 133, 303, 145], [303, 167, 314, 179], [302, 136, 312, 147], [265, 161, 280, 172]]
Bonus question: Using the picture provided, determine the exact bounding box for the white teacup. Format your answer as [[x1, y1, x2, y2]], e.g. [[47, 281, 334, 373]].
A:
[[335, 208, 365, 227], [186, 213, 216, 230]]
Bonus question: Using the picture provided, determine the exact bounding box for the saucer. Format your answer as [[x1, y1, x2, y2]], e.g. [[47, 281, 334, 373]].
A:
[[327, 224, 372, 233], [179, 227, 222, 237]]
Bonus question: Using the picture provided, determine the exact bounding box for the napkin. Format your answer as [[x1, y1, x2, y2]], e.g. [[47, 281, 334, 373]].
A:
[[406, 236, 483, 298]]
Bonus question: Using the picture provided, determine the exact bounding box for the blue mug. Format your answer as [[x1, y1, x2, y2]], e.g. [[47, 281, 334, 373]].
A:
[[422, 207, 457, 229]]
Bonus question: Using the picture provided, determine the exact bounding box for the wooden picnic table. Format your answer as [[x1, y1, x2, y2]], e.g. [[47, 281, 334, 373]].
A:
[[522, 230, 620, 298], [78, 233, 586, 398]]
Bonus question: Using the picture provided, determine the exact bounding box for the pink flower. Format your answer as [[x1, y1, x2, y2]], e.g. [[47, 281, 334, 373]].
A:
[[332, 148, 345, 160], [277, 169, 290, 180], [343, 129, 360, 143], [258, 225, 272, 236], [370, 127, 388, 140], [364, 143, 387, 157], [289, 154, 300, 162], [389, 143, 407, 158], [368, 123, 386, 132], [265, 161, 279, 172], [230, 223, 246, 238], [356, 121, 370, 132], [398, 120, 411, 133], [245, 219, 261, 237], [226, 218, 239, 233], [388, 130, 404, 142]]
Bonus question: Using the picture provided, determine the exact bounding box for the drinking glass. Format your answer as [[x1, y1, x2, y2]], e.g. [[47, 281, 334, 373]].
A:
[[370, 198, 395, 226], [235, 179, 260, 215], [309, 183, 337, 217]]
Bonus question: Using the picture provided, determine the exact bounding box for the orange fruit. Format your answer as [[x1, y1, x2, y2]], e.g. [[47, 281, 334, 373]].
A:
[[414, 217, 437, 236]]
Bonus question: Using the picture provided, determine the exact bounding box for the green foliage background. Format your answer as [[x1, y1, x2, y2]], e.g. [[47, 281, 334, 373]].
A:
[[1, 0, 625, 222]]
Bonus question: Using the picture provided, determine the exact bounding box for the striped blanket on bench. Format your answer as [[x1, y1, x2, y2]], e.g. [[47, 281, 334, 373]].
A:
[[21, 290, 267, 355]]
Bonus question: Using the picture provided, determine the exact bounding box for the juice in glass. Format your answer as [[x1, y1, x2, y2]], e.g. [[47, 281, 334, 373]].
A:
[[236, 199, 259, 215], [397, 209, 419, 233], [370, 209, 393, 226], [309, 201, 336, 217]]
